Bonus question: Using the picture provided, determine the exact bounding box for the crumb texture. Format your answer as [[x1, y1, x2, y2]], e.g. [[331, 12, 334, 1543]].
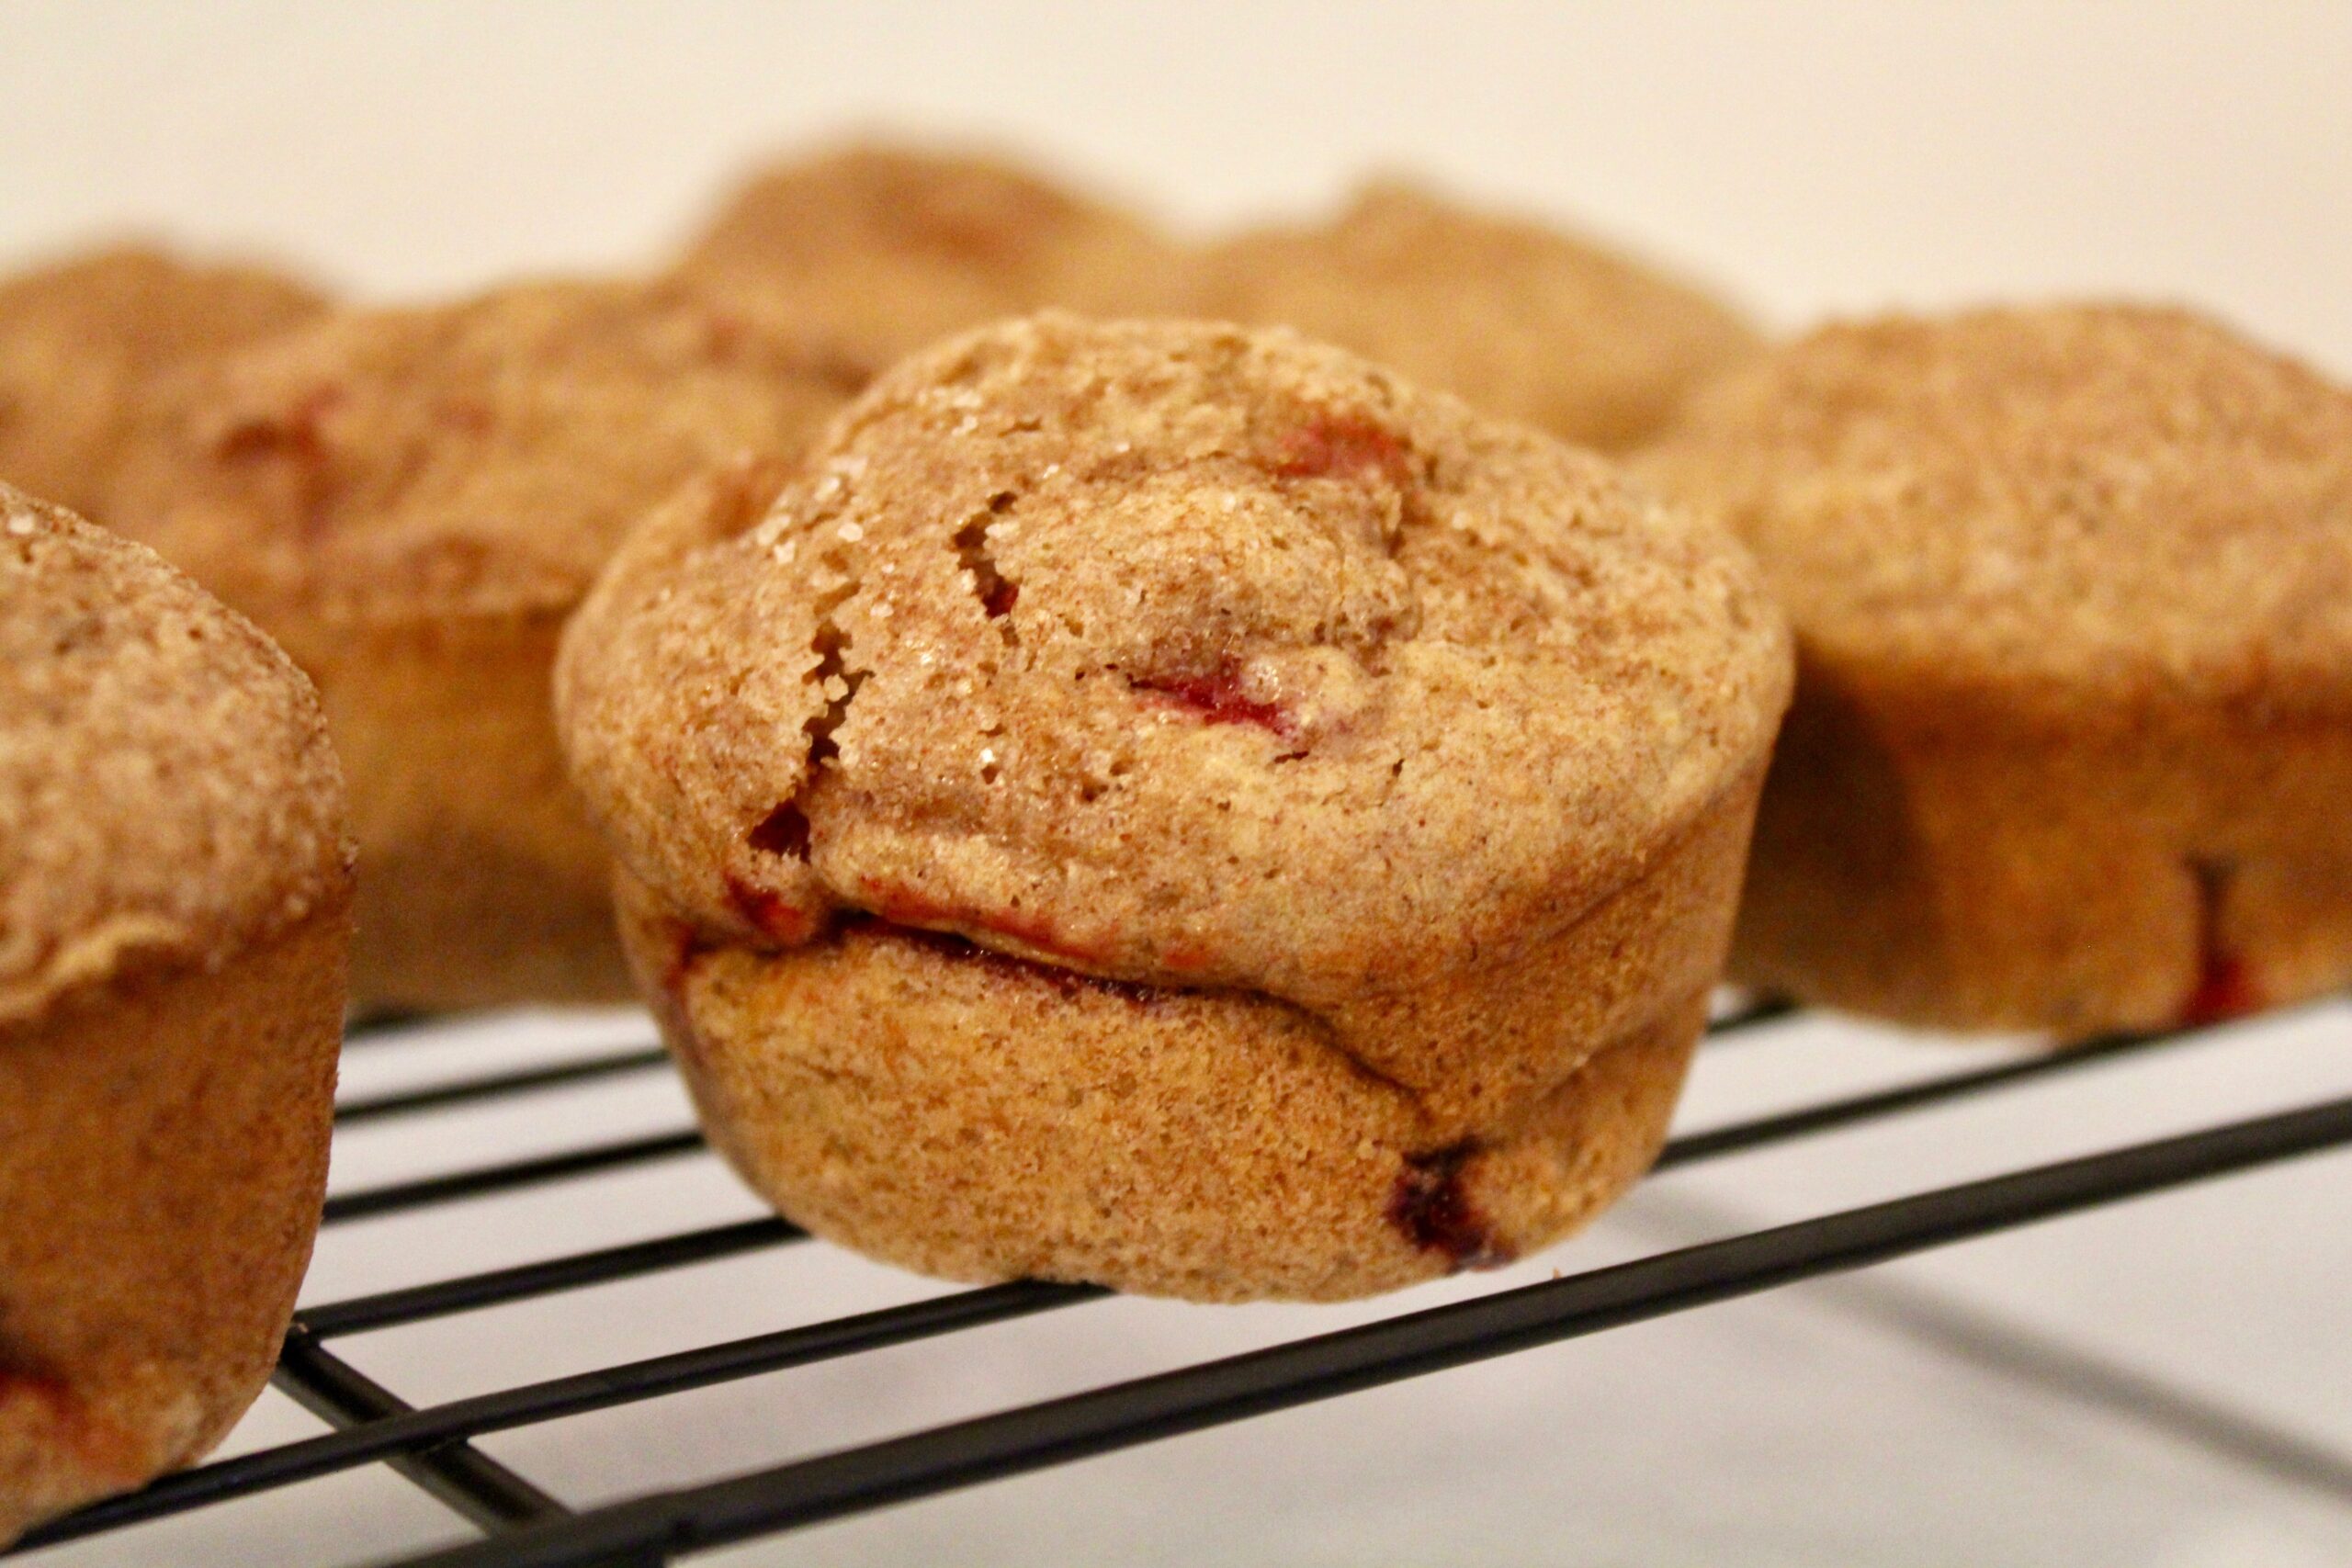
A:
[[1190, 181, 1757, 452], [0, 487, 349, 1023]]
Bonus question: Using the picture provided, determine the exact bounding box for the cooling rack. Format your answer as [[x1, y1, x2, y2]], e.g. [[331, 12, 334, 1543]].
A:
[[13, 995, 2352, 1568]]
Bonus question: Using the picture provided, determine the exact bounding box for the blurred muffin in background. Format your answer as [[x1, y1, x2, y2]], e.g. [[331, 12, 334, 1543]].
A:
[[109, 278, 849, 1013], [673, 141, 1185, 384], [0, 246, 327, 516], [1644, 303, 2352, 1035], [1189, 180, 1757, 452]]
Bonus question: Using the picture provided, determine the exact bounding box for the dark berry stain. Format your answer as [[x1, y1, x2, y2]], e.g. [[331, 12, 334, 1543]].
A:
[[847, 914, 1161, 1005], [215, 384, 345, 538], [722, 874, 814, 945], [1272, 410, 1415, 485], [661, 920, 716, 996], [1132, 662, 1291, 737], [0, 1366, 62, 1406], [858, 879, 1105, 965], [216, 385, 342, 466], [748, 801, 812, 861], [1387, 1141, 1511, 1270], [0, 1363, 138, 1476], [2180, 858, 2264, 1026]]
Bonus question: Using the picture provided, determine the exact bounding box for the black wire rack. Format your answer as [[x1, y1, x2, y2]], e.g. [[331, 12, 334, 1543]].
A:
[[14, 994, 2352, 1568]]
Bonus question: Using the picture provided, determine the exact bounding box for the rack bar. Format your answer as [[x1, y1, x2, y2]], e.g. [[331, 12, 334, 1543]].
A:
[[322, 1132, 708, 1225], [305, 1001, 1844, 1229], [375, 1093, 2352, 1568], [26, 1004, 2300, 1550], [318, 1006, 2215, 1230], [340, 1010, 440, 1043], [336, 1050, 671, 1127], [299, 1220, 806, 1340], [17, 1282, 1100, 1547], [1654, 1028, 2178, 1168], [272, 1334, 569, 1531], [1702, 996, 1800, 1034]]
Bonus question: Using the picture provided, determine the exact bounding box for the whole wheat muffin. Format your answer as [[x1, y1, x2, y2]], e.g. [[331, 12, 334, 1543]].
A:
[[673, 141, 1183, 387], [1188, 180, 1758, 454], [559, 316, 1791, 1300], [0, 486, 350, 1546], [108, 279, 851, 1011], [0, 245, 326, 518], [1643, 304, 2352, 1034]]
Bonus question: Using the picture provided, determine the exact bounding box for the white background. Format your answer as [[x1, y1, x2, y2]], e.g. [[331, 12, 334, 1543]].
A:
[[5, 1, 2351, 373], [6, 4, 2351, 1565]]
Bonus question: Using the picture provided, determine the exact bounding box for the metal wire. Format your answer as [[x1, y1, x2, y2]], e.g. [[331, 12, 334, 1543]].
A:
[[10, 998, 2347, 1565], [381, 1093, 2352, 1568], [271, 1335, 568, 1532]]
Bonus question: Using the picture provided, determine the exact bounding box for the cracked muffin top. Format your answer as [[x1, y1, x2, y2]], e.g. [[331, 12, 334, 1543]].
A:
[[1642, 304, 2352, 716], [0, 485, 348, 1024], [108, 278, 854, 619], [559, 315, 1789, 1046], [674, 142, 1182, 384], [0, 245, 327, 515], [1189, 181, 1758, 453]]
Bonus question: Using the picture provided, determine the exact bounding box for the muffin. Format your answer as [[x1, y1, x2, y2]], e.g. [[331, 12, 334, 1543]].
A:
[[0, 245, 327, 517], [1189, 180, 1758, 453], [558, 316, 1791, 1300], [673, 141, 1183, 386], [0, 486, 350, 1545], [107, 279, 850, 1011], [1643, 304, 2352, 1034]]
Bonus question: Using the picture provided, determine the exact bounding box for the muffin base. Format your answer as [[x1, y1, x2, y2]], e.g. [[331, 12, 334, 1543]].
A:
[[1736, 655, 2352, 1035], [619, 776, 1759, 1302], [0, 901, 346, 1545], [280, 605, 628, 1011]]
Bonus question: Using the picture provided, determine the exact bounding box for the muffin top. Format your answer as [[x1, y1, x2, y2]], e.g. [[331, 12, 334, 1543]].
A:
[[109, 278, 851, 619], [673, 141, 1182, 383], [1189, 181, 1757, 453], [1643, 304, 2352, 716], [0, 244, 327, 516], [560, 315, 1789, 1018], [0, 486, 349, 1023]]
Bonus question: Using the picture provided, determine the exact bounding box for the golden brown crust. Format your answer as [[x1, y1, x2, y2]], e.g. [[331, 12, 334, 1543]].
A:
[[106, 281, 851, 1009], [1645, 304, 2352, 714], [560, 315, 1790, 1118], [673, 141, 1185, 384], [1732, 649, 2352, 1032], [1644, 305, 2352, 1032], [0, 487, 350, 1024], [1, 902, 345, 1546], [1189, 180, 1758, 453], [568, 316, 1787, 1297], [0, 246, 326, 518]]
